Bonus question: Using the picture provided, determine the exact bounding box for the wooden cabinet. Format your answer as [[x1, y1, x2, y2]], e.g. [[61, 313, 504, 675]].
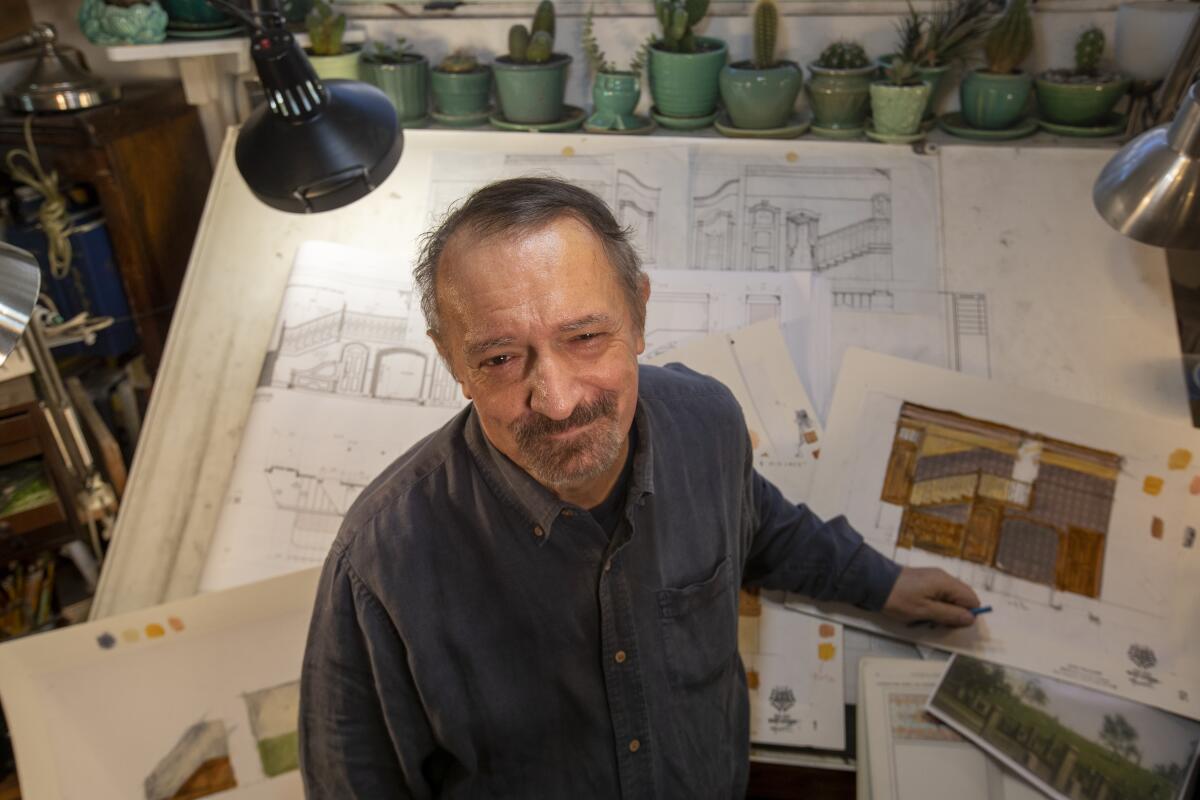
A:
[[0, 82, 212, 372]]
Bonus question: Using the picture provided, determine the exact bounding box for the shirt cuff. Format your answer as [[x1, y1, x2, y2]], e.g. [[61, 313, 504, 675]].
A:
[[828, 517, 902, 611]]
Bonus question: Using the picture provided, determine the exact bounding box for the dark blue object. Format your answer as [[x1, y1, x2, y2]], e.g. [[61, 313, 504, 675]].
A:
[[3, 204, 138, 359]]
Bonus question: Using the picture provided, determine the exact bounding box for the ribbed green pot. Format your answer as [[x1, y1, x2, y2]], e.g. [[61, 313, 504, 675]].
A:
[[431, 67, 491, 116], [869, 81, 930, 135], [806, 62, 877, 130], [589, 71, 641, 130], [648, 37, 728, 118], [362, 54, 429, 125], [305, 46, 362, 82], [1034, 74, 1130, 126], [718, 60, 802, 129], [878, 55, 950, 121], [492, 54, 572, 124], [960, 69, 1032, 129]]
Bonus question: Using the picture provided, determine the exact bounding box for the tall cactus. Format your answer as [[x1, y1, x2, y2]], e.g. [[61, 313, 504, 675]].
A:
[[532, 0, 555, 38], [1074, 26, 1104, 75], [507, 0, 555, 63], [983, 0, 1033, 75], [654, 0, 710, 53], [508, 24, 530, 62], [752, 0, 778, 69]]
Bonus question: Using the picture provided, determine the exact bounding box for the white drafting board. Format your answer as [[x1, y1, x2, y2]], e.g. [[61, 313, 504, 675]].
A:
[[787, 349, 1200, 718], [858, 658, 1042, 800], [93, 130, 1188, 617], [0, 568, 318, 800]]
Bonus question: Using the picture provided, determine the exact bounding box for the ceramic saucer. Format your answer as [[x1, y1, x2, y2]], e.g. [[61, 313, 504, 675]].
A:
[[864, 121, 925, 144], [1037, 112, 1126, 138], [583, 116, 656, 135], [399, 114, 430, 129], [166, 24, 244, 39], [650, 106, 719, 131], [809, 122, 865, 140], [713, 111, 810, 139], [489, 105, 586, 133], [431, 107, 493, 127], [937, 112, 1038, 141]]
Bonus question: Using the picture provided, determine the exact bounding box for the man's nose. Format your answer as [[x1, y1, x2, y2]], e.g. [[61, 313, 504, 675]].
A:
[[529, 352, 584, 421]]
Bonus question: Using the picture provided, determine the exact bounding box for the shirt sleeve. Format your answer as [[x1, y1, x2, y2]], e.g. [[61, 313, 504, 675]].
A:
[[299, 545, 439, 799], [742, 466, 902, 611]]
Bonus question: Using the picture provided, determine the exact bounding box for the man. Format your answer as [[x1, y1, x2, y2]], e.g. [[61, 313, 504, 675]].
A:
[[299, 177, 979, 798]]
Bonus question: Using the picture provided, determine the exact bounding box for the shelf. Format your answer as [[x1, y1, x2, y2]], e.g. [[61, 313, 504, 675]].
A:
[[105, 28, 366, 62]]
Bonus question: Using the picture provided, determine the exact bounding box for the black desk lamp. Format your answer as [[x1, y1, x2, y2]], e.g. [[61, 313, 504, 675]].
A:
[[206, 0, 403, 213]]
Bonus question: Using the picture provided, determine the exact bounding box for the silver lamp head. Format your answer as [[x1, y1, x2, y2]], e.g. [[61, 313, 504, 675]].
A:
[[0, 243, 41, 364], [1093, 81, 1200, 250]]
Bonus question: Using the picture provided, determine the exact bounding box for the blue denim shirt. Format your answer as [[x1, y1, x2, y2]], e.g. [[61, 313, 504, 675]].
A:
[[299, 364, 900, 798]]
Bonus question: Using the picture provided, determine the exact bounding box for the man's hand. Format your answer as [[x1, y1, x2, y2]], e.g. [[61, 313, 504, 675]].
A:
[[882, 566, 981, 628]]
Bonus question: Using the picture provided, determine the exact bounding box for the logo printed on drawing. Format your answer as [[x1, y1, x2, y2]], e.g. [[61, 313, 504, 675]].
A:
[[1126, 643, 1160, 687], [767, 685, 799, 732]]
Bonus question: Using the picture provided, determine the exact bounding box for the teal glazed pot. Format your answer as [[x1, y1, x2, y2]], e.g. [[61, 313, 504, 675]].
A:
[[431, 67, 491, 116], [306, 46, 362, 82], [492, 53, 572, 124], [960, 69, 1033, 129], [648, 37, 728, 118], [869, 81, 931, 135], [589, 71, 642, 130], [806, 62, 877, 130], [1035, 74, 1130, 126], [718, 60, 803, 129], [161, 0, 231, 24], [362, 54, 429, 125]]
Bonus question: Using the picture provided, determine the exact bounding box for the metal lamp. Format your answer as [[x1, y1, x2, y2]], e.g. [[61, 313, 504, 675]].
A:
[[0, 243, 42, 364], [1093, 81, 1200, 250]]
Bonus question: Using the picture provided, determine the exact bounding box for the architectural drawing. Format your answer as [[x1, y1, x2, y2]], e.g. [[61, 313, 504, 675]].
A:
[[265, 465, 366, 553], [144, 720, 236, 800], [881, 403, 1119, 599], [243, 681, 300, 778]]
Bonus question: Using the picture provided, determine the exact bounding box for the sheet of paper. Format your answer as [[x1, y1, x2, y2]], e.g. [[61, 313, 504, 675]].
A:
[[788, 349, 1200, 718], [0, 568, 318, 799]]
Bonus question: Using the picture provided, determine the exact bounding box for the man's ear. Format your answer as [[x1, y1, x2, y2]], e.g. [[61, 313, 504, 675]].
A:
[[634, 275, 651, 355], [429, 329, 472, 400]]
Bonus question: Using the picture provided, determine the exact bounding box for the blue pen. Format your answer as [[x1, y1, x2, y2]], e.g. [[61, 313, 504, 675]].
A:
[[907, 605, 992, 628]]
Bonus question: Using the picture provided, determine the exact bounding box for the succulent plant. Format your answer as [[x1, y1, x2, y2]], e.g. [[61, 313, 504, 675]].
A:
[[885, 56, 922, 86], [925, 0, 995, 66], [654, 0, 711, 54], [752, 0, 779, 70], [305, 0, 346, 57], [816, 40, 870, 70], [1074, 26, 1104, 76], [438, 49, 480, 73], [365, 37, 413, 63], [507, 0, 556, 63], [582, 10, 652, 74], [894, 3, 929, 65], [983, 0, 1033, 75]]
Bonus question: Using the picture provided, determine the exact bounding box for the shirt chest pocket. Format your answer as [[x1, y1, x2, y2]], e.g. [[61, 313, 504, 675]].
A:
[[656, 555, 738, 690]]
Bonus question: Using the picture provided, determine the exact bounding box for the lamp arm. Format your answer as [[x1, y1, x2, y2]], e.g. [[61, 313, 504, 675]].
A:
[[1154, 10, 1200, 127]]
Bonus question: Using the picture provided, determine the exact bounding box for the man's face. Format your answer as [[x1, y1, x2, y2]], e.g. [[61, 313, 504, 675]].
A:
[[434, 215, 647, 496]]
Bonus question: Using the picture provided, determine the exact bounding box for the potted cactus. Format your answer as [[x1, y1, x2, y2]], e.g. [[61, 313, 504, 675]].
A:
[[1035, 27, 1130, 129], [431, 50, 492, 123], [717, 0, 802, 130], [959, 0, 1034, 130], [305, 0, 360, 82], [581, 11, 652, 131], [492, 0, 572, 124], [869, 54, 930, 139], [807, 40, 876, 137], [361, 38, 429, 127], [647, 0, 728, 125]]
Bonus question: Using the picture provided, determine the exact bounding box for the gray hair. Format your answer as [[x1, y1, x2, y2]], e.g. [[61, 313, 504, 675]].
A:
[[413, 177, 647, 339]]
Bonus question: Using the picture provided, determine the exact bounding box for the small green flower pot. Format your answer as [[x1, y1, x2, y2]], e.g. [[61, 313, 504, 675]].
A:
[[492, 54, 572, 124], [588, 71, 641, 130], [362, 54, 429, 125], [161, 0, 231, 24], [806, 62, 878, 131], [869, 81, 930, 135], [648, 37, 728, 118], [431, 67, 491, 116], [960, 69, 1032, 129], [1034, 73, 1130, 126], [305, 46, 362, 82], [718, 60, 803, 129], [878, 55, 950, 121]]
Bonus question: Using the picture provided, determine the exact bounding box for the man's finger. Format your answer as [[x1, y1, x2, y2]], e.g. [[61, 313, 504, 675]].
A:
[[935, 572, 981, 609], [926, 601, 975, 627]]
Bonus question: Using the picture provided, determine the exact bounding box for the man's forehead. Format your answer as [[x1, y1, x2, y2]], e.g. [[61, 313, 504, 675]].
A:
[[461, 312, 618, 354]]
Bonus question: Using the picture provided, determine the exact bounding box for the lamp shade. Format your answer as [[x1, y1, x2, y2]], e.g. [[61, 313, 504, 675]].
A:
[[0, 243, 42, 363], [1093, 82, 1200, 250]]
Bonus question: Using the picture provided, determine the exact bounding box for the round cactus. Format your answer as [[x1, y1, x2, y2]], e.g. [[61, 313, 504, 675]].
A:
[[983, 0, 1033, 75], [526, 30, 553, 63], [752, 0, 779, 69], [817, 40, 869, 70], [439, 50, 479, 73], [1074, 26, 1104, 75]]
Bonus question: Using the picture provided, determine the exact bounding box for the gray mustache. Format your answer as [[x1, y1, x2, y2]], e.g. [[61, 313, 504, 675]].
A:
[[511, 391, 619, 445]]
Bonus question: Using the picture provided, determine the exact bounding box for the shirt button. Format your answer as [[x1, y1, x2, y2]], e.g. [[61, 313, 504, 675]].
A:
[[561, 509, 574, 518], [532, 525, 544, 538], [614, 650, 627, 664], [603, 559, 612, 572], [629, 739, 640, 753]]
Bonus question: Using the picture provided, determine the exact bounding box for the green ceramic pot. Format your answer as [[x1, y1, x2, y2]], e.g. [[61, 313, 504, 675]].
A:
[[492, 54, 572, 124], [78, 0, 168, 45], [806, 62, 878, 131], [431, 67, 491, 116], [648, 37, 728, 118], [869, 81, 930, 135], [305, 46, 362, 82], [161, 0, 230, 24], [960, 69, 1033, 129], [362, 54, 429, 125], [878, 55, 950, 121], [718, 60, 802, 129], [589, 71, 641, 130], [1035, 73, 1130, 126]]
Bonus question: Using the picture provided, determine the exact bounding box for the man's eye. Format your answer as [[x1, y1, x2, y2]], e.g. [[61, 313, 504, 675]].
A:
[[575, 332, 604, 343], [482, 355, 512, 368]]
